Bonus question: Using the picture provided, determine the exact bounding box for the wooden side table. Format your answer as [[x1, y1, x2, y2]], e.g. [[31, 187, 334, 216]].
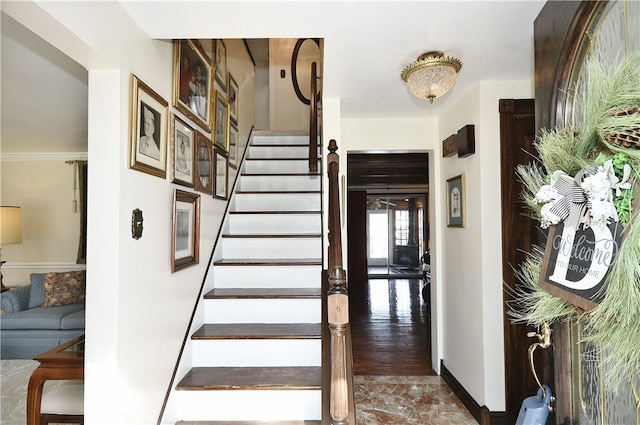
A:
[[26, 335, 84, 425]]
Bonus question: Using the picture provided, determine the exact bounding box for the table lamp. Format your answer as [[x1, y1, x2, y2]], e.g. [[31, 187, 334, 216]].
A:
[[1, 206, 23, 291]]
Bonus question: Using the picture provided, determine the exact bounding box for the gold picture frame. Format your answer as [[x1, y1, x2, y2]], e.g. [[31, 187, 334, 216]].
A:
[[228, 73, 238, 125], [213, 90, 230, 152], [173, 39, 213, 132], [170, 114, 195, 187], [228, 122, 238, 169], [172, 189, 200, 272], [194, 131, 213, 195], [446, 174, 465, 228], [214, 147, 229, 200], [129, 74, 168, 178], [214, 39, 227, 91]]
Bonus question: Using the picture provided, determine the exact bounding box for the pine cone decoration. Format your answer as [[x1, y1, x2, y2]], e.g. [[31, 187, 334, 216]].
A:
[[603, 105, 640, 148]]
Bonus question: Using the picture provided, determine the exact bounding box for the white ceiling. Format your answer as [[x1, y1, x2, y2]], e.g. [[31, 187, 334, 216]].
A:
[[1, 1, 546, 154]]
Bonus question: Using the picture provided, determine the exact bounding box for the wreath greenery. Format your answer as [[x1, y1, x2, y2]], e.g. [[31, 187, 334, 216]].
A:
[[509, 52, 640, 392]]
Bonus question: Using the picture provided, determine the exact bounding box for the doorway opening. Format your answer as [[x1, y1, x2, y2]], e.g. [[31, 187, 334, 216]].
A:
[[366, 194, 427, 279], [346, 151, 432, 375]]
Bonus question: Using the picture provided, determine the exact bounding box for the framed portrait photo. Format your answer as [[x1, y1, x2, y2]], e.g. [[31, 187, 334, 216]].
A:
[[213, 90, 230, 152], [173, 39, 213, 132], [172, 189, 200, 272], [170, 114, 195, 187], [228, 73, 238, 125], [214, 147, 229, 200], [194, 131, 213, 195], [214, 39, 227, 91], [228, 123, 238, 169], [129, 74, 168, 178], [446, 174, 465, 228]]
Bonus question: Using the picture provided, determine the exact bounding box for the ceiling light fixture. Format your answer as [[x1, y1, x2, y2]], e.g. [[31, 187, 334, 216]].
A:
[[401, 51, 462, 103]]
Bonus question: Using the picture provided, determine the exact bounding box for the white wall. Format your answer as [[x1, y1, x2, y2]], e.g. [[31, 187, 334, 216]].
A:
[[3, 2, 254, 423], [0, 159, 85, 284], [269, 38, 319, 131], [340, 116, 444, 371], [438, 80, 533, 411]]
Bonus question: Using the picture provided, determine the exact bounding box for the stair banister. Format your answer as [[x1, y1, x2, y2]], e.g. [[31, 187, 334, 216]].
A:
[[327, 139, 342, 272], [326, 139, 355, 424], [309, 62, 319, 173]]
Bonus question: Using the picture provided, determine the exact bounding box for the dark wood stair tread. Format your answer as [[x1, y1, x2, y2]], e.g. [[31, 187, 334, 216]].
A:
[[229, 211, 320, 214], [214, 258, 322, 266], [192, 323, 321, 340], [251, 143, 313, 147], [176, 421, 321, 425], [234, 190, 320, 195], [176, 366, 321, 391], [204, 288, 321, 299], [241, 173, 321, 177], [246, 157, 313, 160], [221, 234, 321, 238]]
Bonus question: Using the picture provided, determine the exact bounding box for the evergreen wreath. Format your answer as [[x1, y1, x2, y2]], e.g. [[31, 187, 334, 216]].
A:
[[509, 52, 640, 399]]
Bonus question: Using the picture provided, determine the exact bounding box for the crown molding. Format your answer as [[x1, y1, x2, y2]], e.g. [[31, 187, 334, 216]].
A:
[[0, 152, 88, 162]]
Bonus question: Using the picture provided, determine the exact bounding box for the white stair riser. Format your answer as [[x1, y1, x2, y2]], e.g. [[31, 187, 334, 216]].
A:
[[204, 299, 321, 323], [239, 175, 320, 191], [248, 146, 313, 159], [222, 238, 321, 259], [252, 135, 310, 145], [213, 265, 322, 288], [172, 390, 321, 421], [233, 193, 321, 212], [227, 214, 321, 234], [244, 159, 318, 174], [192, 339, 321, 367]]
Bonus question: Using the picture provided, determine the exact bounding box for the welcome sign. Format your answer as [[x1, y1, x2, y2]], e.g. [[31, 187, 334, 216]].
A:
[[539, 221, 623, 311]]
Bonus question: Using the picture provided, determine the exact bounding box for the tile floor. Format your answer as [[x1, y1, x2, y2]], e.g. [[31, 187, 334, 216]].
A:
[[355, 375, 477, 424]]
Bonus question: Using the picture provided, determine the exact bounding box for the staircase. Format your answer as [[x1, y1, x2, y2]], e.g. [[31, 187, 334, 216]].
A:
[[165, 131, 324, 424]]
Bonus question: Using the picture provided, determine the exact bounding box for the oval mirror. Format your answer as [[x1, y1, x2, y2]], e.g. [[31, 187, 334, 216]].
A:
[[291, 38, 321, 105]]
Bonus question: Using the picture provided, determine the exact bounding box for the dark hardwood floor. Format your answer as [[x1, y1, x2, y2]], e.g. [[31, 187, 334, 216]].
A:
[[349, 278, 434, 376]]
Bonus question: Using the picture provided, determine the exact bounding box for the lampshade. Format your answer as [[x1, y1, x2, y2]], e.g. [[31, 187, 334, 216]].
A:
[[1, 206, 23, 244], [401, 51, 462, 103]]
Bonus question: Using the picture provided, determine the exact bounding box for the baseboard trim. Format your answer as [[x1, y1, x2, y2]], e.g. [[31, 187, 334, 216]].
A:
[[440, 360, 507, 425]]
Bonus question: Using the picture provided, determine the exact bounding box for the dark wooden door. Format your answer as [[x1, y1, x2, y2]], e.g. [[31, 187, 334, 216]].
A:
[[347, 190, 368, 282], [500, 99, 554, 424]]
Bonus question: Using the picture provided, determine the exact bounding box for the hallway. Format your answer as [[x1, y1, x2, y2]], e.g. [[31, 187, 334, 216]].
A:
[[350, 278, 432, 376], [350, 278, 477, 424]]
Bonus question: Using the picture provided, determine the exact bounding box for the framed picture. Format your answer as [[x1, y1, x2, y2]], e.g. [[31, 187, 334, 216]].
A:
[[228, 73, 238, 125], [173, 39, 212, 132], [170, 114, 195, 187], [194, 131, 213, 195], [172, 189, 200, 272], [228, 123, 238, 169], [213, 90, 230, 152], [214, 147, 229, 200], [446, 174, 465, 228], [129, 74, 168, 178], [214, 39, 227, 91]]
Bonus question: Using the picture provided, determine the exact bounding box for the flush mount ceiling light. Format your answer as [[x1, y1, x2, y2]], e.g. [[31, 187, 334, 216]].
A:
[[401, 51, 462, 103]]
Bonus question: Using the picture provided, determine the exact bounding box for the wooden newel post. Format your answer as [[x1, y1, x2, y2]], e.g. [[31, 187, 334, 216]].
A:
[[328, 266, 349, 424]]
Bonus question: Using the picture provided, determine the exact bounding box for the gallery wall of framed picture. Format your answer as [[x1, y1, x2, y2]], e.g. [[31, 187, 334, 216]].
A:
[[127, 38, 243, 271]]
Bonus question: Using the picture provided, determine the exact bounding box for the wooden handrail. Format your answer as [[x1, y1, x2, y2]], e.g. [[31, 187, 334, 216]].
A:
[[327, 139, 342, 272], [326, 139, 355, 424], [309, 62, 319, 173]]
